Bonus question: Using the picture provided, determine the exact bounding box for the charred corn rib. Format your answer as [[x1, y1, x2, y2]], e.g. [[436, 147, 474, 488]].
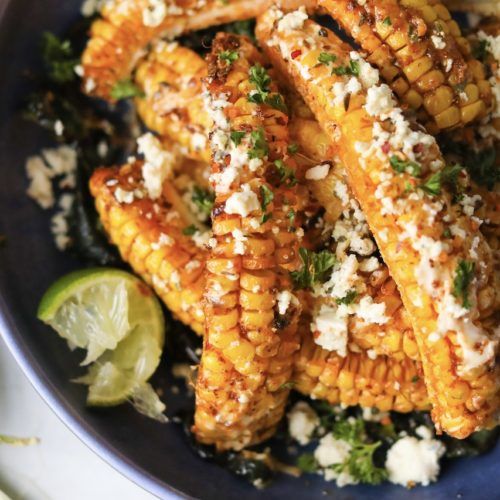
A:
[[318, 0, 493, 133], [134, 43, 211, 162], [443, 0, 499, 16], [81, 0, 315, 100], [294, 316, 430, 412], [90, 159, 208, 335], [257, 9, 500, 438], [193, 34, 303, 450]]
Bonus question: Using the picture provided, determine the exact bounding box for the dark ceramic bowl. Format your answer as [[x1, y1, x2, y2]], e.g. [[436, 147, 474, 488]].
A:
[[0, 1, 498, 499]]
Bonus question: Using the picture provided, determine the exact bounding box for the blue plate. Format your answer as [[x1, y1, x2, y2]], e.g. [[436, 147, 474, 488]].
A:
[[0, 1, 498, 498]]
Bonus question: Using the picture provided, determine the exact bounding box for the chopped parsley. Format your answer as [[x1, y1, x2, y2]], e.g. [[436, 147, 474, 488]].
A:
[[336, 289, 358, 305], [274, 159, 297, 186], [287, 143, 299, 154], [382, 16, 392, 26], [249, 128, 269, 159], [219, 50, 239, 64], [331, 59, 360, 77], [452, 260, 475, 309], [420, 164, 463, 196], [297, 453, 318, 473], [230, 130, 246, 146], [291, 248, 336, 289], [260, 184, 274, 213], [473, 39, 490, 62], [247, 64, 287, 112], [111, 78, 145, 100], [287, 209, 296, 227], [389, 155, 421, 177], [42, 32, 79, 84], [331, 419, 388, 485], [183, 224, 198, 236], [192, 186, 215, 217], [318, 52, 337, 65], [408, 24, 419, 42]]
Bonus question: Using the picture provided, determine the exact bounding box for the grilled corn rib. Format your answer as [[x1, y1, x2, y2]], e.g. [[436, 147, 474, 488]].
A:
[[257, 9, 500, 438], [319, 0, 493, 133], [134, 43, 211, 162], [193, 34, 303, 450], [80, 0, 315, 100], [443, 0, 499, 16], [294, 318, 430, 412], [90, 158, 208, 335]]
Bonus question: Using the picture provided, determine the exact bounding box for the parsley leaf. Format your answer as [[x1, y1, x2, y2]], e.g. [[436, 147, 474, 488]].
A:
[[248, 64, 287, 112], [420, 164, 463, 195], [382, 16, 392, 26], [111, 79, 145, 100], [288, 143, 299, 154], [42, 32, 79, 84], [287, 209, 296, 227], [336, 289, 358, 305], [473, 39, 490, 62], [249, 128, 269, 159], [249, 64, 271, 96], [452, 260, 475, 309], [274, 159, 297, 186], [389, 155, 421, 177], [230, 130, 246, 146], [332, 419, 388, 485], [291, 248, 336, 289], [318, 52, 337, 65], [265, 93, 288, 113], [183, 224, 197, 236], [192, 185, 215, 217], [260, 184, 274, 212], [297, 453, 318, 473], [331, 59, 359, 77], [219, 50, 239, 64]]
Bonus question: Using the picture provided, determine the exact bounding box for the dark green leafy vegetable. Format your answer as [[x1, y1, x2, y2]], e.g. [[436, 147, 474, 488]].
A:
[[318, 52, 337, 65], [297, 453, 318, 473], [336, 290, 358, 305], [230, 130, 246, 145], [331, 59, 359, 77], [420, 164, 463, 195], [390, 155, 421, 177], [291, 248, 336, 289], [192, 185, 215, 217], [110, 78, 145, 100], [219, 50, 239, 64]]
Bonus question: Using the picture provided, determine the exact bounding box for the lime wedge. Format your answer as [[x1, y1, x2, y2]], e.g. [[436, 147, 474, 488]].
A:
[[38, 268, 166, 418]]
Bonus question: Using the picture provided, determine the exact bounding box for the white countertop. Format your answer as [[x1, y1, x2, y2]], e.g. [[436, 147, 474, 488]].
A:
[[0, 336, 155, 500]]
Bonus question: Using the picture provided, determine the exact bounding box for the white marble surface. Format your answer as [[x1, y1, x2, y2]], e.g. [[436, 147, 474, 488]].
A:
[[0, 336, 155, 500]]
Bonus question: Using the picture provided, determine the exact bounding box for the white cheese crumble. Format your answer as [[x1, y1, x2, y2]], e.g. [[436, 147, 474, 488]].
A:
[[305, 163, 330, 180], [151, 233, 174, 250], [385, 432, 445, 487], [114, 187, 135, 204], [276, 290, 296, 315], [231, 228, 247, 255], [277, 7, 308, 33], [287, 401, 319, 445], [312, 304, 349, 356], [224, 185, 260, 217], [431, 35, 446, 50], [137, 133, 175, 199], [50, 193, 74, 250], [142, 0, 167, 27], [364, 84, 395, 118]]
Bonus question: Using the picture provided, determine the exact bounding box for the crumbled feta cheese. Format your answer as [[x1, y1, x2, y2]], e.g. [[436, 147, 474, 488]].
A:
[[431, 35, 446, 50], [224, 186, 260, 217], [137, 133, 175, 199], [333, 180, 350, 206], [349, 51, 380, 88], [142, 0, 167, 27], [287, 401, 319, 445], [385, 434, 445, 487], [312, 304, 349, 356], [356, 296, 388, 325], [151, 233, 174, 250], [276, 290, 296, 315], [305, 163, 330, 180], [314, 434, 357, 487], [364, 84, 395, 118], [114, 187, 135, 204], [277, 7, 308, 33], [54, 120, 64, 137], [332, 77, 362, 106], [231, 228, 247, 255], [50, 193, 74, 250]]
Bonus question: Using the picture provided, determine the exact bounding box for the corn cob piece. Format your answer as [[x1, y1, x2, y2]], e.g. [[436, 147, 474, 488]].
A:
[[257, 9, 500, 438], [134, 42, 211, 163], [90, 158, 209, 335], [80, 0, 316, 100], [318, 0, 493, 133], [294, 314, 430, 412], [193, 34, 303, 450]]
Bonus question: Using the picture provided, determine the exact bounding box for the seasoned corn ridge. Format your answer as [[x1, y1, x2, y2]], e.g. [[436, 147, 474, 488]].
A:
[[319, 0, 493, 133], [80, 0, 314, 100], [193, 34, 302, 450], [257, 10, 500, 438], [294, 315, 430, 412], [135, 44, 211, 162], [442, 0, 499, 16], [90, 160, 207, 335]]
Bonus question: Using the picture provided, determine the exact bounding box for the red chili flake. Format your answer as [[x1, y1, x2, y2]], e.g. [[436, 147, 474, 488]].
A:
[[413, 143, 424, 154], [291, 49, 302, 59], [381, 141, 390, 154]]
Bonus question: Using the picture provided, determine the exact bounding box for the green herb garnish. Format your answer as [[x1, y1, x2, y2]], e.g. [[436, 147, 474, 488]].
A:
[[111, 78, 145, 100], [291, 248, 336, 289], [473, 39, 490, 62], [452, 260, 475, 309], [288, 143, 299, 154], [336, 290, 358, 305], [297, 453, 318, 473], [389, 155, 421, 177], [230, 130, 246, 146], [41, 32, 79, 84], [318, 52, 337, 65], [260, 184, 274, 213], [331, 59, 360, 77], [192, 185, 215, 217], [420, 164, 463, 195], [382, 17, 392, 26], [248, 64, 287, 112], [274, 159, 297, 186], [219, 50, 239, 64], [183, 224, 198, 236], [249, 128, 269, 159]]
